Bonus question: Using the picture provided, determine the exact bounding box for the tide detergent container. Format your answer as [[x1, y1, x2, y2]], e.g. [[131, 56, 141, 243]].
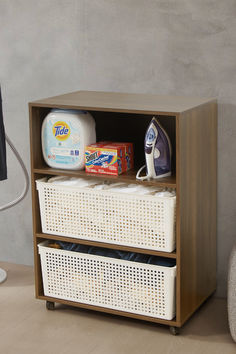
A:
[[41, 109, 96, 170]]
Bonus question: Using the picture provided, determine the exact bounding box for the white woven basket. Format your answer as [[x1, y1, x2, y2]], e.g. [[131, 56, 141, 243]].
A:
[[38, 241, 176, 320], [36, 178, 176, 252]]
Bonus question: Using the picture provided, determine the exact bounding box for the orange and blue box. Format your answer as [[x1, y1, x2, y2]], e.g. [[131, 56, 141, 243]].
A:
[[85, 142, 126, 176], [111, 142, 134, 171]]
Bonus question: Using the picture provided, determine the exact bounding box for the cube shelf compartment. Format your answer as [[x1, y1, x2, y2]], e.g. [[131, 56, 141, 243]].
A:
[[38, 241, 176, 321], [29, 91, 217, 331], [36, 177, 176, 252]]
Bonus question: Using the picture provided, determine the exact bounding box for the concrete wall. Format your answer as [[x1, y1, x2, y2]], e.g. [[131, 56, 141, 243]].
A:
[[0, 0, 235, 297]]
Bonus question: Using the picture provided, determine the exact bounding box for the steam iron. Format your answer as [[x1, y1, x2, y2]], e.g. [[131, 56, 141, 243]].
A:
[[136, 117, 172, 180]]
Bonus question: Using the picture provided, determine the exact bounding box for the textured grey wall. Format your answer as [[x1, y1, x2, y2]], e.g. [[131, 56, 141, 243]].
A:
[[0, 0, 235, 297]]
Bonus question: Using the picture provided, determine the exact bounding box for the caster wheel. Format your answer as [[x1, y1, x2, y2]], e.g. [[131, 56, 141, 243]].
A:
[[46, 301, 55, 311], [169, 326, 179, 335]]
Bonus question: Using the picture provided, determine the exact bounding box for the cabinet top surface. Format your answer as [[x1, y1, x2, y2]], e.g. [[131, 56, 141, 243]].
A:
[[29, 90, 216, 114]]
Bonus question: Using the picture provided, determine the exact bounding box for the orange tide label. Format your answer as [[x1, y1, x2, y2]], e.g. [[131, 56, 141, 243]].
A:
[[52, 121, 71, 141]]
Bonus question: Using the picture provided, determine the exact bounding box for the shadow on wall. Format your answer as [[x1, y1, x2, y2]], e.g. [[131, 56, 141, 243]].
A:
[[216, 102, 236, 298]]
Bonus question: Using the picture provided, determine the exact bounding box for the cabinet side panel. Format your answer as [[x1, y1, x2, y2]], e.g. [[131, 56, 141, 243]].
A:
[[29, 106, 44, 297], [177, 102, 217, 324]]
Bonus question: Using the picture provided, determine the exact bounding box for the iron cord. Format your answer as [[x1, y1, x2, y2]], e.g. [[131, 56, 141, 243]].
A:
[[0, 134, 29, 211]]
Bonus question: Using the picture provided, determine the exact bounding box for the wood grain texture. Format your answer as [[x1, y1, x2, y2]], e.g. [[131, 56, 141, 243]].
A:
[[29, 106, 40, 297], [176, 101, 217, 325], [37, 295, 179, 327], [29, 106, 45, 296], [33, 168, 176, 188], [30, 107, 50, 169], [29, 92, 217, 328], [36, 233, 176, 258], [29, 90, 215, 115]]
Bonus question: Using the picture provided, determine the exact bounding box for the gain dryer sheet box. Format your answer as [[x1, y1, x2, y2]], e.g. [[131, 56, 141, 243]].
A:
[[85, 142, 129, 176]]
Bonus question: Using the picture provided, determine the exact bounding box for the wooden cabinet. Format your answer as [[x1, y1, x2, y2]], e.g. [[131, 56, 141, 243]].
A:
[[29, 91, 217, 331]]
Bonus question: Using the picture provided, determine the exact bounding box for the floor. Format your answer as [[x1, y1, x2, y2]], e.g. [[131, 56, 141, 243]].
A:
[[0, 262, 235, 354]]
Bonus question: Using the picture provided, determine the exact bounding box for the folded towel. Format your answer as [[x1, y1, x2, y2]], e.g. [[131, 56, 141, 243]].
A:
[[47, 176, 176, 198], [48, 176, 98, 187], [56, 241, 176, 267]]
